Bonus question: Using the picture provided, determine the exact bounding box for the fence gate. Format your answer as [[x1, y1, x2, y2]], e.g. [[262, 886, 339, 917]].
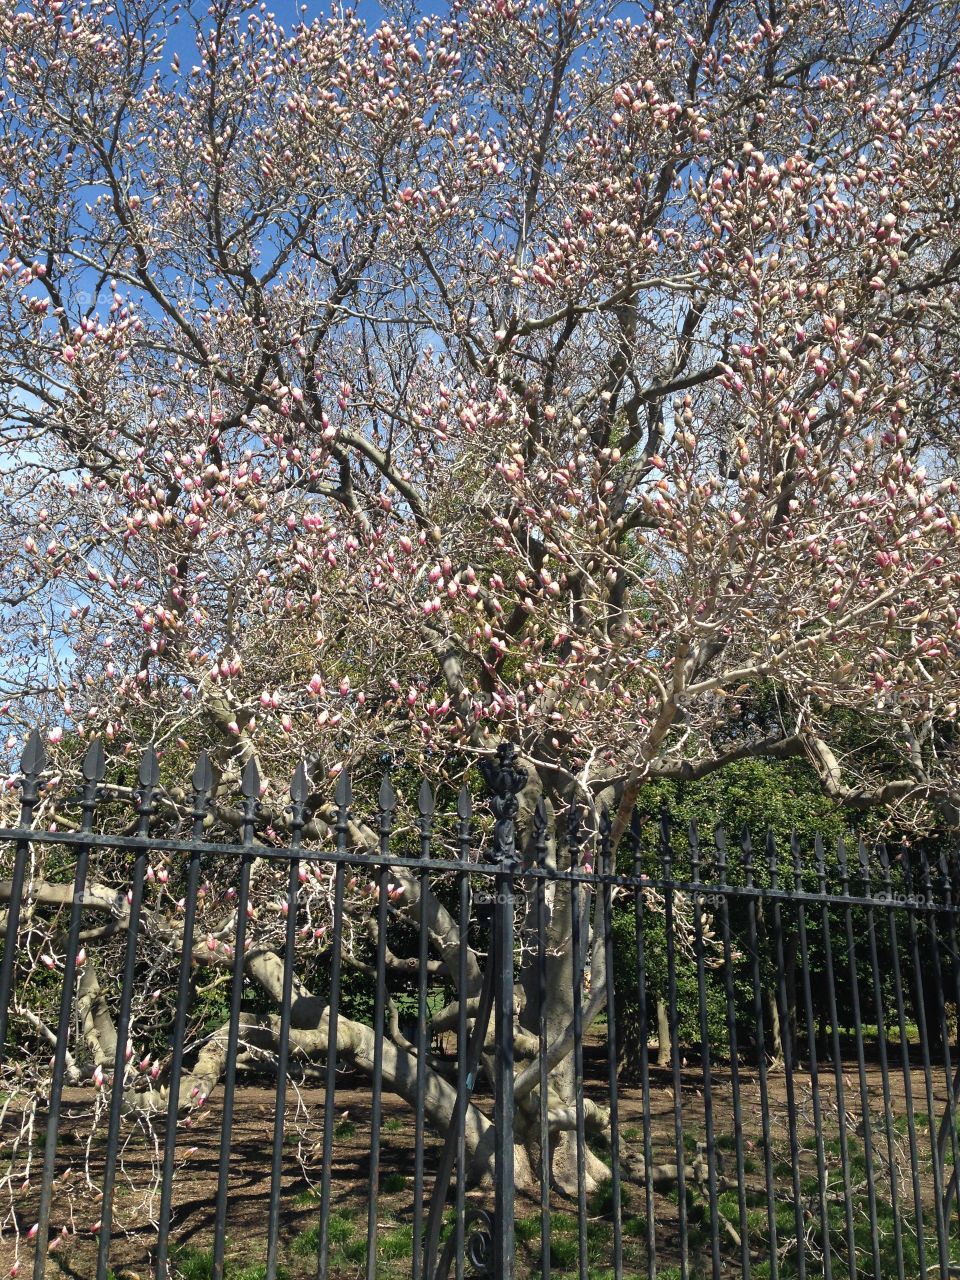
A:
[[0, 733, 959, 1280]]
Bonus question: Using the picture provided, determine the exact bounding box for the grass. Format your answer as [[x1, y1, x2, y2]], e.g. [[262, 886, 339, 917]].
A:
[[380, 1225, 415, 1260], [516, 1214, 542, 1244], [169, 1246, 293, 1280], [170, 1246, 217, 1280], [96, 1121, 952, 1280], [853, 1022, 921, 1042], [233, 1266, 292, 1280], [106, 1175, 950, 1280], [622, 1214, 650, 1239], [700, 1132, 957, 1280], [549, 1234, 579, 1268], [588, 1179, 631, 1216], [288, 1205, 422, 1275], [291, 1209, 355, 1256]]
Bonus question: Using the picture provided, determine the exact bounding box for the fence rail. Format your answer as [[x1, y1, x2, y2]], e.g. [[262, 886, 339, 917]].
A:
[[0, 733, 958, 1280]]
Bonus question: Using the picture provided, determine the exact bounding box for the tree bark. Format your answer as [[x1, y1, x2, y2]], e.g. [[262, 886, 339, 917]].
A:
[[767, 990, 783, 1065], [656, 999, 671, 1068]]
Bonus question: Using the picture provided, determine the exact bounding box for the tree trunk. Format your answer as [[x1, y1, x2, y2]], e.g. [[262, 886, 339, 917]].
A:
[[656, 999, 671, 1068], [784, 932, 799, 1051], [515, 810, 612, 1196], [767, 990, 783, 1065], [920, 963, 945, 1052]]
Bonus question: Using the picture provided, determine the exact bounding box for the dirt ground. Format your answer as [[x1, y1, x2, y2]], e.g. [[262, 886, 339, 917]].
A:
[[2, 1038, 958, 1279]]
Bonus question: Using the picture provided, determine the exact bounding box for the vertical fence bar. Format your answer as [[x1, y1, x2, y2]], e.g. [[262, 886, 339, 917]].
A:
[[482, 744, 524, 1280], [836, 836, 883, 1278], [533, 797, 552, 1280], [212, 756, 260, 1280], [814, 833, 857, 1279], [96, 745, 159, 1280], [33, 737, 106, 1280], [318, 768, 350, 1280], [454, 778, 470, 1280], [857, 837, 905, 1280], [766, 831, 806, 1280], [422, 889, 497, 1280], [631, 809, 656, 1279], [411, 783, 444, 1280], [661, 809, 689, 1280], [364, 776, 396, 1280], [494, 852, 516, 1280], [265, 762, 308, 1280], [156, 751, 211, 1280], [0, 730, 45, 1060], [569, 804, 589, 1280], [714, 827, 750, 1279], [791, 833, 833, 1280], [738, 827, 778, 1280], [600, 807, 624, 1280], [879, 841, 929, 1279], [689, 821, 720, 1280]]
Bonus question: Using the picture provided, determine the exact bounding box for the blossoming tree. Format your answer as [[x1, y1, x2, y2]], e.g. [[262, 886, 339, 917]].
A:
[[2, 0, 960, 1217]]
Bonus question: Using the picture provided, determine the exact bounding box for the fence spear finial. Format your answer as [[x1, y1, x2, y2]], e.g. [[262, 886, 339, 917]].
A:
[[290, 761, 309, 806], [457, 784, 472, 822], [334, 766, 352, 810], [417, 777, 434, 818], [18, 729, 45, 811], [138, 743, 160, 789], [82, 735, 106, 783], [192, 749, 213, 796], [20, 728, 45, 779]]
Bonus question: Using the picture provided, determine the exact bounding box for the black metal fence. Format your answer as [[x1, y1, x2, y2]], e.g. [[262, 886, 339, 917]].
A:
[[0, 733, 959, 1280]]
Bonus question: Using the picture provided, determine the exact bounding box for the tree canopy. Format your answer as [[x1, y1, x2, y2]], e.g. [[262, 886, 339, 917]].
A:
[[2, 0, 960, 828]]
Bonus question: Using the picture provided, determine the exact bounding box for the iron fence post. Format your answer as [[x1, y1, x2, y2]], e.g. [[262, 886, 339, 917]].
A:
[[493, 866, 515, 1280], [481, 744, 527, 1280]]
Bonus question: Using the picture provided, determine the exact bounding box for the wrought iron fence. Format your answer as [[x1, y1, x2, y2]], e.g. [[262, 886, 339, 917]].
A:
[[0, 732, 959, 1280]]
